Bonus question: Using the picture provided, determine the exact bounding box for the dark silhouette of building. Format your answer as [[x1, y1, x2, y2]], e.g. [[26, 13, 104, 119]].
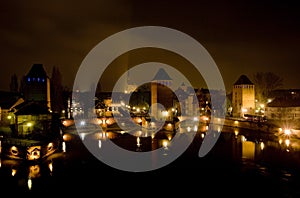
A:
[[21, 64, 51, 110]]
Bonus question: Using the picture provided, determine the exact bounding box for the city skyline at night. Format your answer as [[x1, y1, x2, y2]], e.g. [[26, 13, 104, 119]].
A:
[[1, 1, 300, 193]]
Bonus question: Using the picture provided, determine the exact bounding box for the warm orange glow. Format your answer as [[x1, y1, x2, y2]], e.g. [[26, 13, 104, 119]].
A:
[[27, 146, 41, 160], [284, 129, 291, 136], [234, 128, 239, 136], [162, 139, 169, 149], [29, 165, 41, 178], [10, 146, 19, 156], [285, 139, 290, 147], [48, 162, 53, 172], [61, 119, 74, 127], [63, 134, 72, 141], [12, 169, 17, 176], [201, 133, 205, 138]]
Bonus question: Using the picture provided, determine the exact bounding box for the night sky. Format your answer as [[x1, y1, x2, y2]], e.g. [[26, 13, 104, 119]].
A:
[[0, 0, 299, 92]]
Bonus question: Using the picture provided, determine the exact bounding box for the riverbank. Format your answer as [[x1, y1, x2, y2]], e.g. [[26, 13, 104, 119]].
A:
[[210, 116, 281, 134]]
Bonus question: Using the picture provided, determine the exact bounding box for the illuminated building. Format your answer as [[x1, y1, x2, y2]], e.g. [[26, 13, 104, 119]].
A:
[[232, 75, 255, 117]]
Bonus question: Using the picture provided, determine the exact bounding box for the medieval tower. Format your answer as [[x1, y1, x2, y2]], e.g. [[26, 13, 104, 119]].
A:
[[151, 68, 173, 120], [232, 75, 255, 117]]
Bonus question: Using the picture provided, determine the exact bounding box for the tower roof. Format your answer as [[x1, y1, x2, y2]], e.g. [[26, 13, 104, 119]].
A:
[[152, 68, 172, 81], [234, 75, 253, 85], [26, 63, 48, 78]]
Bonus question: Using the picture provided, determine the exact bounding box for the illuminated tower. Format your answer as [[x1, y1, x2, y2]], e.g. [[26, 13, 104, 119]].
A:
[[232, 75, 255, 117], [151, 68, 173, 120]]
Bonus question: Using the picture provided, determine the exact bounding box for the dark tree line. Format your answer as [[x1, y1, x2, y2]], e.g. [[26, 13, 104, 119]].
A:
[[9, 73, 18, 92], [252, 72, 284, 103]]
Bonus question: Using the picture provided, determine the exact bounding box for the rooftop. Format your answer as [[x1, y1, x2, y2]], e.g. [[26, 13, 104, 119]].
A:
[[234, 75, 254, 85], [26, 63, 48, 78]]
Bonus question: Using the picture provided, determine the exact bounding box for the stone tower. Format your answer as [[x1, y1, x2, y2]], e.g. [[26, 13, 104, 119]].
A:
[[22, 64, 51, 110], [151, 68, 173, 120], [232, 75, 255, 117]]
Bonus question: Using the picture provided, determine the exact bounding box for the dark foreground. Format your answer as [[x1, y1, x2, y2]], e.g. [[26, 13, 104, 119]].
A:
[[1, 128, 300, 197]]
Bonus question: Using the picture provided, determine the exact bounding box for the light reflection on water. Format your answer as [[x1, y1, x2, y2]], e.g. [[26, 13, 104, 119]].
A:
[[1, 124, 300, 195]]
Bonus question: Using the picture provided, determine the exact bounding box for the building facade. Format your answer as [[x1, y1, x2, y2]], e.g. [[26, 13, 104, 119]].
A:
[[265, 90, 300, 128]]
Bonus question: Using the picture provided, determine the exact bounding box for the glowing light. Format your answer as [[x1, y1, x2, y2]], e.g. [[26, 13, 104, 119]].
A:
[[234, 128, 239, 136], [47, 142, 54, 151], [285, 139, 290, 147], [187, 126, 191, 132], [12, 169, 17, 176], [80, 133, 86, 140], [48, 162, 53, 172], [27, 146, 41, 160], [162, 140, 169, 149], [267, 99, 272, 103], [241, 135, 247, 141], [162, 111, 168, 117], [151, 133, 155, 139], [203, 116, 209, 121], [284, 129, 291, 136], [98, 140, 102, 148], [137, 137, 141, 147], [260, 142, 265, 150], [10, 146, 18, 156], [62, 141, 66, 152], [28, 178, 32, 190], [29, 165, 41, 178], [63, 134, 70, 141]]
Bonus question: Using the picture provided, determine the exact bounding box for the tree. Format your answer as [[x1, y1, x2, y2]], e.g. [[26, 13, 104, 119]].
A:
[[50, 66, 64, 114], [9, 73, 19, 92], [252, 72, 283, 103]]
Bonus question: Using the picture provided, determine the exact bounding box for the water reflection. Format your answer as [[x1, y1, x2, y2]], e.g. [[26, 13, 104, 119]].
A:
[[1, 123, 300, 195]]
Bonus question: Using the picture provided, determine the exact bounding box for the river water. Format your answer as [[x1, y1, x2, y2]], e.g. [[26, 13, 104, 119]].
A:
[[1, 124, 300, 197]]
